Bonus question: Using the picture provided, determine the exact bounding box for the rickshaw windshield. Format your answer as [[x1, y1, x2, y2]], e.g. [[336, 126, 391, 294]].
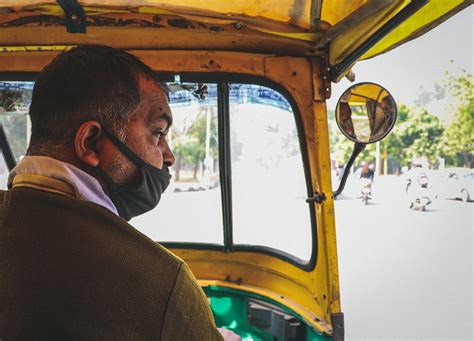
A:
[[0, 77, 315, 265]]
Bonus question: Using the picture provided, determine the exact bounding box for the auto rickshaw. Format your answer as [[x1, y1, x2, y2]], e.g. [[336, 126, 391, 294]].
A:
[[0, 1, 470, 340]]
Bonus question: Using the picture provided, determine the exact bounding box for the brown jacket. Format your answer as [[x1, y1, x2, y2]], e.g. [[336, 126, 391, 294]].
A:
[[0, 186, 223, 340]]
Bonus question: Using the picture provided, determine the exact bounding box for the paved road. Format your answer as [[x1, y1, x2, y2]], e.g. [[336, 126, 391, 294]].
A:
[[334, 176, 473, 340], [3, 166, 471, 339], [132, 175, 473, 340]]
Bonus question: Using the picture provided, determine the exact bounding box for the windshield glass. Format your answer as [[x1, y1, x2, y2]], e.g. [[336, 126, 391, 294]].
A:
[[229, 84, 312, 260], [0, 79, 314, 263], [131, 83, 224, 243], [0, 81, 32, 189]]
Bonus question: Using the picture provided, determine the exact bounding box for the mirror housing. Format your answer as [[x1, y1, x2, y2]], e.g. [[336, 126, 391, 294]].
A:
[[333, 83, 397, 198], [336, 82, 397, 144]]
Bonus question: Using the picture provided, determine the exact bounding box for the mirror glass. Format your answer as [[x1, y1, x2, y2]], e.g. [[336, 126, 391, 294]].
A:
[[336, 82, 397, 143]]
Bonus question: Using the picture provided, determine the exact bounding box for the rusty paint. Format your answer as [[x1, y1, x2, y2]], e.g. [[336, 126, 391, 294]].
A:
[[223, 276, 243, 285], [288, 0, 308, 27], [0, 15, 63, 27], [201, 58, 222, 70], [0, 30, 313, 56], [167, 18, 192, 29], [311, 57, 331, 100], [0, 14, 168, 28], [209, 26, 223, 32], [0, 4, 321, 55]]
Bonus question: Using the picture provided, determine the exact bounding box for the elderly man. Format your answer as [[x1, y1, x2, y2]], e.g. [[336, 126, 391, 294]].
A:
[[0, 45, 225, 340]]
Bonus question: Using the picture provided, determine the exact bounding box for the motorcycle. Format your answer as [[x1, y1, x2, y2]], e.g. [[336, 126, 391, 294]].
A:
[[406, 172, 432, 211], [360, 178, 373, 205]]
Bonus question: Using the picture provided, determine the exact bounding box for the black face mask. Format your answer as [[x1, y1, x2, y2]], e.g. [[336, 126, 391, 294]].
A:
[[96, 128, 171, 221]]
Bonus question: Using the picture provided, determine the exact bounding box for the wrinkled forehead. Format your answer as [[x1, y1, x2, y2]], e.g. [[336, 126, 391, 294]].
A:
[[135, 77, 172, 126], [138, 73, 168, 98]]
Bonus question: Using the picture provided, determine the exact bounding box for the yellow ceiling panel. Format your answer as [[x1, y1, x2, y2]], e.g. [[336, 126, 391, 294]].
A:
[[361, 0, 468, 60], [320, 0, 368, 25], [0, 0, 470, 66]]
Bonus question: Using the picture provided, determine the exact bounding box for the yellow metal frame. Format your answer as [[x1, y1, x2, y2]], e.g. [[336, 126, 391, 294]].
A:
[[0, 49, 341, 335]]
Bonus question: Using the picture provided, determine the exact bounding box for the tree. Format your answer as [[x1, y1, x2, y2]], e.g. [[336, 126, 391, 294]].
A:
[[392, 108, 444, 167], [382, 104, 410, 168], [441, 71, 473, 167], [172, 106, 218, 181]]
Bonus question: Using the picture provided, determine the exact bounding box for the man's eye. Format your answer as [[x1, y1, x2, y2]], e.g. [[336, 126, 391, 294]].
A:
[[153, 130, 166, 138]]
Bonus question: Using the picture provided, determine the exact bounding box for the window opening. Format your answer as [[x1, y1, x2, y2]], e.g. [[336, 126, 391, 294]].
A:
[[0, 81, 32, 175], [0, 77, 315, 266], [228, 84, 312, 261], [131, 83, 224, 244]]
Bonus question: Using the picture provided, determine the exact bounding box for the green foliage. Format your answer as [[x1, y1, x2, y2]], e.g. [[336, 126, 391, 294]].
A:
[[330, 102, 445, 170], [172, 107, 218, 179], [383, 105, 445, 167], [330, 70, 473, 172], [173, 137, 203, 165], [187, 110, 218, 159], [440, 71, 473, 167]]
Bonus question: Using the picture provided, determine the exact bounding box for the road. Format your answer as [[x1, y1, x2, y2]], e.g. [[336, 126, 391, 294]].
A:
[[2, 158, 471, 339], [334, 176, 473, 340], [131, 174, 473, 339]]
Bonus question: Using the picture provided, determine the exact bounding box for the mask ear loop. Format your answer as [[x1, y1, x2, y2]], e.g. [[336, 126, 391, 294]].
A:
[[95, 126, 172, 221], [94, 127, 146, 196], [100, 127, 147, 166], [100, 126, 171, 176]]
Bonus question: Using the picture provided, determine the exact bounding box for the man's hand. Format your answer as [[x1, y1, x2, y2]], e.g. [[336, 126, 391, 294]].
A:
[[218, 328, 241, 341]]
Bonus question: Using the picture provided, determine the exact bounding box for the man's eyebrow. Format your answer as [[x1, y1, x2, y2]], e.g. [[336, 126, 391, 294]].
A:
[[155, 112, 173, 131], [142, 92, 173, 130]]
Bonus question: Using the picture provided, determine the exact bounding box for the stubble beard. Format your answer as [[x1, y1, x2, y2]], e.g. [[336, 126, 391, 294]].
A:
[[108, 148, 141, 186]]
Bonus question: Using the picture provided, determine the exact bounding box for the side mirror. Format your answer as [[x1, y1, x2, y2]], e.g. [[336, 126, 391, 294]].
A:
[[336, 82, 397, 144], [333, 83, 397, 198]]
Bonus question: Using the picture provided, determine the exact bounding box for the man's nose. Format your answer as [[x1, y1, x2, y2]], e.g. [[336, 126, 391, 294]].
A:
[[162, 139, 175, 168]]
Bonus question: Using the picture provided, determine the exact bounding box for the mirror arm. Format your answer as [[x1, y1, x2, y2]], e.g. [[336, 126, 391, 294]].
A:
[[333, 142, 366, 198]]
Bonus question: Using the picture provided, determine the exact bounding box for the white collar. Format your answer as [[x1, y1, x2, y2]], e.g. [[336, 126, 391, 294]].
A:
[[8, 156, 118, 216]]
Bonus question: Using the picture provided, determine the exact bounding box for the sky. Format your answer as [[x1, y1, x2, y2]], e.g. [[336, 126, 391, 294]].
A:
[[329, 6, 473, 123]]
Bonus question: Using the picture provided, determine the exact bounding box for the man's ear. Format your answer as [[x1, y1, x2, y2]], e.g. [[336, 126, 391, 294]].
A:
[[74, 121, 103, 167]]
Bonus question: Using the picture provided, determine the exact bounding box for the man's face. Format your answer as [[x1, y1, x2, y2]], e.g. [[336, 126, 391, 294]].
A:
[[108, 75, 175, 185], [381, 98, 395, 116], [338, 102, 355, 138]]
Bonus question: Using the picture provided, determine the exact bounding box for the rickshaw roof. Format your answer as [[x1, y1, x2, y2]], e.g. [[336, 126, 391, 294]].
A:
[[347, 83, 391, 105], [0, 1, 470, 73]]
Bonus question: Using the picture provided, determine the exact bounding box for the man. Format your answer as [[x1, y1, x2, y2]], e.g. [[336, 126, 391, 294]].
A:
[[338, 90, 356, 140], [368, 95, 396, 142], [0, 45, 225, 340]]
